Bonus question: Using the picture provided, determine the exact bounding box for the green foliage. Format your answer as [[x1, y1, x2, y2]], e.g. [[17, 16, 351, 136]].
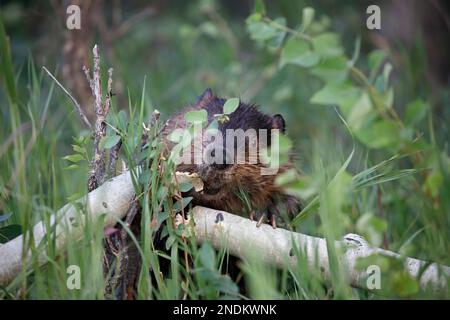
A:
[[184, 109, 208, 124], [280, 38, 319, 68], [192, 243, 239, 299], [356, 212, 387, 247], [63, 136, 90, 171], [223, 97, 240, 114]]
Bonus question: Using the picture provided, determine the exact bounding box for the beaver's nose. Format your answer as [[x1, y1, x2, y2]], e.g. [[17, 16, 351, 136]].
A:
[[203, 145, 232, 170]]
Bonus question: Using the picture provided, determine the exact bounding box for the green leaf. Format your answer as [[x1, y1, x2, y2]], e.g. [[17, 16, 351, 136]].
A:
[[156, 211, 169, 230], [165, 235, 176, 250], [423, 170, 443, 198], [266, 18, 286, 49], [300, 7, 315, 32], [382, 87, 394, 108], [185, 109, 207, 124], [405, 99, 427, 126], [223, 98, 240, 114], [368, 49, 387, 71], [0, 224, 22, 243], [167, 129, 184, 143], [254, 0, 266, 15], [247, 20, 278, 41], [374, 63, 393, 93], [353, 168, 418, 191], [280, 37, 319, 68], [355, 120, 399, 149], [172, 197, 193, 212], [382, 63, 393, 85], [63, 154, 84, 163], [199, 22, 219, 38], [356, 212, 387, 246], [0, 212, 12, 223], [199, 242, 216, 270], [179, 182, 193, 192], [102, 135, 121, 149], [247, 17, 286, 47], [246, 13, 262, 24], [117, 110, 128, 131], [368, 50, 387, 83], [312, 33, 343, 58], [310, 56, 349, 83], [346, 92, 375, 131], [64, 164, 80, 170], [310, 82, 360, 106], [72, 144, 85, 154], [392, 271, 419, 297]]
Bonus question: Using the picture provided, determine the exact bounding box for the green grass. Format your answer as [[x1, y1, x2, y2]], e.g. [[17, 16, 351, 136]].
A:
[[1, 1, 449, 299]]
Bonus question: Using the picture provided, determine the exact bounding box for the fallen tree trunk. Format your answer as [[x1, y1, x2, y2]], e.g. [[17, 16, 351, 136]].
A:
[[0, 171, 135, 287], [0, 170, 449, 294], [193, 207, 450, 293]]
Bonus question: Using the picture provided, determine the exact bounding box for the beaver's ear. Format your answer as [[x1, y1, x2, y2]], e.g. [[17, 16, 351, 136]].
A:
[[197, 88, 214, 104], [271, 114, 286, 133]]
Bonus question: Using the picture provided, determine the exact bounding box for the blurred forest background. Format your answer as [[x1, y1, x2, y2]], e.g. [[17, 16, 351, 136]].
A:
[[0, 0, 449, 299]]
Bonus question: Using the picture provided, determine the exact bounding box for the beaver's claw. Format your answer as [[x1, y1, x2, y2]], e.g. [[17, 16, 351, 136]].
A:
[[256, 213, 266, 227], [255, 212, 277, 229]]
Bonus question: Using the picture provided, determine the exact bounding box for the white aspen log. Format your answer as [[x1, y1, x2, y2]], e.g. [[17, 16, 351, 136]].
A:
[[192, 207, 450, 293], [0, 171, 448, 294], [0, 171, 135, 287]]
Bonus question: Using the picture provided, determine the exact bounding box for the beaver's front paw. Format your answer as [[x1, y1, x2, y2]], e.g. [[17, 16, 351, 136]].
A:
[[249, 208, 278, 229], [249, 195, 301, 229]]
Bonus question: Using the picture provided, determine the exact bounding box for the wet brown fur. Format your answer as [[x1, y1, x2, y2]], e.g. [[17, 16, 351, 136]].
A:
[[162, 89, 301, 223]]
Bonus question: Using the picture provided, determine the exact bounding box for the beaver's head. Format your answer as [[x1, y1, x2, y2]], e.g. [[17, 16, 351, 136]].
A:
[[192, 89, 287, 195]]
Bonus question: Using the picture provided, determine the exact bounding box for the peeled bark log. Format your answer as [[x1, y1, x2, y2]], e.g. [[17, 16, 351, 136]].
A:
[[193, 207, 450, 293], [0, 171, 448, 294], [0, 171, 135, 287]]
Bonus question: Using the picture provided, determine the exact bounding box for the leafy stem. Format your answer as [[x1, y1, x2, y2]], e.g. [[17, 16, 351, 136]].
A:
[[262, 16, 312, 44]]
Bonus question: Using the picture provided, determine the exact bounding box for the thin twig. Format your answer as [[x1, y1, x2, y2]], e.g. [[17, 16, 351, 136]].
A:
[[42, 66, 92, 130], [82, 66, 94, 93], [105, 68, 114, 115]]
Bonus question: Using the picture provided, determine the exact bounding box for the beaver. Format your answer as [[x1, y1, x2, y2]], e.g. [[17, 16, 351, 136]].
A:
[[162, 88, 301, 228]]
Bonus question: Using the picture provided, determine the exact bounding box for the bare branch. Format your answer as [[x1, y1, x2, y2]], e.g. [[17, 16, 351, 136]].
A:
[[85, 45, 112, 191], [42, 66, 92, 130]]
